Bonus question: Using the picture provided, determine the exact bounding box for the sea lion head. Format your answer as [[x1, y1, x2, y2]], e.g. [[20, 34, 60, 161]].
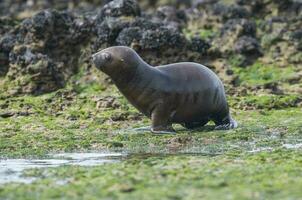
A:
[[92, 46, 143, 77]]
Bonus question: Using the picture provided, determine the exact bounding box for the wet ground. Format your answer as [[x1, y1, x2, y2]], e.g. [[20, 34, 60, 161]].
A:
[[1, 135, 302, 185], [0, 85, 301, 199], [0, 152, 124, 184]]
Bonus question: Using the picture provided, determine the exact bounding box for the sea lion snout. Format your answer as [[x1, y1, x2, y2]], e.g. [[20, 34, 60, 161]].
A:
[[91, 51, 112, 70]]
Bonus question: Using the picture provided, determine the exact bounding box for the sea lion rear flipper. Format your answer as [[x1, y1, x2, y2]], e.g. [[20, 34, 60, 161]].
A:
[[151, 104, 175, 134], [214, 114, 238, 130]]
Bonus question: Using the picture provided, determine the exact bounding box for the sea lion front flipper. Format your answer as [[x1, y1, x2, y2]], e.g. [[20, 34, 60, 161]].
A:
[[151, 104, 175, 134]]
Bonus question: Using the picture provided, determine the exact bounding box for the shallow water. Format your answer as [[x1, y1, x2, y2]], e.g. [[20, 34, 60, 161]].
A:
[[1, 137, 302, 185], [0, 152, 124, 184], [282, 143, 302, 149]]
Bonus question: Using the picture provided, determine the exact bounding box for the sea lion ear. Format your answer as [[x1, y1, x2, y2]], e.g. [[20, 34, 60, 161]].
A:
[[101, 52, 111, 62]]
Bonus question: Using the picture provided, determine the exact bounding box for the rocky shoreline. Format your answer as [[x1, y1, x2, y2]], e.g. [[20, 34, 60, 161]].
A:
[[0, 0, 301, 95]]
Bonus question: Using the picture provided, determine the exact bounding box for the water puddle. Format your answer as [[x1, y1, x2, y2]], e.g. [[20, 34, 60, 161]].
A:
[[1, 139, 302, 184], [248, 147, 274, 153], [282, 143, 302, 149], [0, 152, 124, 184]]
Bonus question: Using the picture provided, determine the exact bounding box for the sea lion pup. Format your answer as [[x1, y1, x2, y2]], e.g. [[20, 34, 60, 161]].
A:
[[92, 46, 237, 134]]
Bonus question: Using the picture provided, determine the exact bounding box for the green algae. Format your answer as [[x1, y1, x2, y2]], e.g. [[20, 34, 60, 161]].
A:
[[233, 62, 296, 86], [183, 28, 216, 41], [229, 94, 301, 110], [1, 150, 302, 200], [0, 86, 301, 157], [0, 60, 302, 199], [1, 103, 302, 200]]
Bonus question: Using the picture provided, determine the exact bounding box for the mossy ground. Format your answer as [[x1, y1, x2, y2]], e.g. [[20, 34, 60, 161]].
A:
[[0, 62, 301, 199], [2, 150, 302, 200]]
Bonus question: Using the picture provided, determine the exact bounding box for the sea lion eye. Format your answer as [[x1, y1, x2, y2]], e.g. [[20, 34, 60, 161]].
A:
[[101, 52, 111, 62]]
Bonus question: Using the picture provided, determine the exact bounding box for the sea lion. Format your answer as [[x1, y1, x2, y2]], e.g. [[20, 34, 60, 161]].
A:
[[92, 46, 237, 134]]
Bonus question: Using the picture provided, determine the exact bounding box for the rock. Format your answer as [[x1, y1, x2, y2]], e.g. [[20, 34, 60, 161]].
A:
[[221, 18, 256, 37], [139, 27, 186, 50], [95, 96, 120, 109], [236, 0, 302, 18], [96, 0, 141, 22], [193, 0, 219, 8], [116, 27, 142, 46], [259, 15, 302, 66], [94, 0, 203, 66], [4, 9, 93, 94], [208, 18, 261, 67], [2, 0, 212, 95], [1, 0, 300, 94], [154, 6, 187, 29], [0, 17, 18, 76], [0, 0, 107, 19], [211, 19, 257, 56], [234, 36, 262, 66], [0, 34, 15, 52], [234, 36, 261, 55], [94, 0, 143, 49], [0, 34, 15, 76], [236, 0, 267, 14], [188, 37, 210, 53], [212, 3, 250, 21]]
